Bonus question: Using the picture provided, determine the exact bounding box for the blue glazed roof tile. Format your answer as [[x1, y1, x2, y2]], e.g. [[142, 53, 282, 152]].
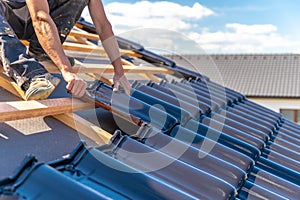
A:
[[169, 125, 255, 173], [99, 134, 237, 200], [134, 125, 247, 190]]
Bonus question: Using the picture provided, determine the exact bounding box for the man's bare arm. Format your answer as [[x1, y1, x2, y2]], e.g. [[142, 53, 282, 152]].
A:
[[88, 0, 130, 94], [26, 0, 87, 97]]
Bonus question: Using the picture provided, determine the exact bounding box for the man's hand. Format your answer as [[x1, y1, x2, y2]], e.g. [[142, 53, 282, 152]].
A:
[[61, 70, 87, 97], [113, 73, 131, 95]]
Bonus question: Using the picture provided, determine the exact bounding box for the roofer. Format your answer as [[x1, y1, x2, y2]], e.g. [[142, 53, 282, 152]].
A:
[[0, 0, 130, 100]]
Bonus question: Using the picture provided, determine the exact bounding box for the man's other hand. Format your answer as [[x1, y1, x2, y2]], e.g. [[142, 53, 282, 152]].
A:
[[113, 73, 131, 95]]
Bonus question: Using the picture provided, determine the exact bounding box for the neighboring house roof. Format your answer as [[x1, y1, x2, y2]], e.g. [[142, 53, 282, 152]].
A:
[[165, 54, 300, 98]]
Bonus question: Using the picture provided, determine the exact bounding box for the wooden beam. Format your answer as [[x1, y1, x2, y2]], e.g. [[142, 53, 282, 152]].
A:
[[62, 42, 141, 57], [0, 98, 93, 122], [40, 60, 173, 75], [53, 113, 111, 144], [140, 73, 161, 83], [122, 58, 135, 66], [69, 30, 100, 41], [69, 30, 142, 65], [67, 35, 88, 44], [0, 70, 25, 99], [20, 40, 29, 46], [87, 73, 112, 85]]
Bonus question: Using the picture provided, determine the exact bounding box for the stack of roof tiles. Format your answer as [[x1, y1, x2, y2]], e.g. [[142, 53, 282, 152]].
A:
[[1, 74, 300, 199]]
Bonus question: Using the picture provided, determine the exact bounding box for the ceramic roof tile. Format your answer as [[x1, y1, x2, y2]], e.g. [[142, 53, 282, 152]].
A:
[[165, 54, 300, 97]]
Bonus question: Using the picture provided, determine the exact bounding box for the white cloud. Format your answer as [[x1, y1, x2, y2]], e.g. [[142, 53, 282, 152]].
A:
[[81, 1, 215, 53], [81, 2, 300, 54], [226, 23, 278, 34], [103, 1, 214, 33], [189, 23, 300, 53]]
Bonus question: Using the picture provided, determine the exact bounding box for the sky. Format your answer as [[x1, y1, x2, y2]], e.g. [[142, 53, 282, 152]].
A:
[[82, 0, 300, 54]]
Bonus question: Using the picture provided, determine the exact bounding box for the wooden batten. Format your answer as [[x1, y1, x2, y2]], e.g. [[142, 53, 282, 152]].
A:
[[69, 30, 100, 41], [53, 113, 111, 144], [62, 42, 140, 58], [41, 60, 173, 75], [0, 98, 93, 122], [0, 69, 25, 99]]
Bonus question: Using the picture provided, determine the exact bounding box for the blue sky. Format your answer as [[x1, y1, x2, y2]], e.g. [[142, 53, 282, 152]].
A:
[[82, 1, 300, 53]]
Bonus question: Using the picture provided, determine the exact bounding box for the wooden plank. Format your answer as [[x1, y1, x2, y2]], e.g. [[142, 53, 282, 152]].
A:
[[0, 70, 25, 99], [53, 113, 111, 144], [65, 43, 132, 66], [69, 30, 141, 66], [87, 73, 112, 85], [141, 73, 161, 83], [62, 42, 140, 57], [41, 60, 173, 75], [69, 30, 100, 41], [67, 35, 88, 44], [20, 40, 29, 46], [0, 98, 93, 122], [121, 58, 135, 66], [68, 35, 97, 46], [69, 30, 143, 62]]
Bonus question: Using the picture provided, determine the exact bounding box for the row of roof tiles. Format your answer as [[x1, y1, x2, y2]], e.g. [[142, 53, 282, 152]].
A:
[[1, 75, 300, 199]]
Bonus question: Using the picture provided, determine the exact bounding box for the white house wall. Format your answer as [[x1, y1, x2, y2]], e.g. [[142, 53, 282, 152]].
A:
[[248, 98, 300, 113]]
